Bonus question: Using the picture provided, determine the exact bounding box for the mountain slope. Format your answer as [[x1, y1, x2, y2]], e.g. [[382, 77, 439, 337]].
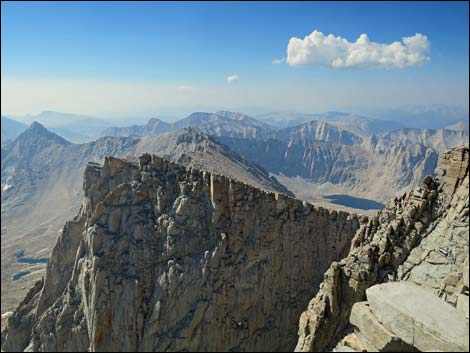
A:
[[1, 117, 28, 146], [367, 127, 469, 153], [100, 118, 173, 137], [276, 120, 364, 145], [217, 135, 441, 202]]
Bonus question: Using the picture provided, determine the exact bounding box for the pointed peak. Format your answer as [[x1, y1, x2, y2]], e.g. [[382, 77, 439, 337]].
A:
[[29, 121, 47, 130], [147, 117, 163, 125], [19, 121, 70, 145]]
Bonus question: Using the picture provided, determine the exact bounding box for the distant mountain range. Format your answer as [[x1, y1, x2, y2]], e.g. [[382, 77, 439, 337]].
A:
[[101, 111, 277, 140], [97, 110, 469, 202], [256, 111, 405, 134], [100, 111, 383, 145], [1, 117, 28, 146], [3, 105, 467, 145], [3, 111, 113, 143], [1, 109, 468, 320], [361, 104, 470, 130]]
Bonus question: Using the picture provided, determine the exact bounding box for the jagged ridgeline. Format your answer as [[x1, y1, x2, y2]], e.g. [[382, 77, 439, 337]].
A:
[[1, 153, 362, 352], [296, 145, 469, 352], [2, 146, 468, 352]]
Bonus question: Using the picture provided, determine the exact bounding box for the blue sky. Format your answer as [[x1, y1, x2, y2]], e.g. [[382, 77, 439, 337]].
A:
[[1, 1, 469, 117]]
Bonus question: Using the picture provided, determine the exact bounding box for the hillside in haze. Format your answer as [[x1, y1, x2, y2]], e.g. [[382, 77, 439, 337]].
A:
[[1, 117, 27, 146], [365, 105, 469, 130], [6, 111, 113, 143]]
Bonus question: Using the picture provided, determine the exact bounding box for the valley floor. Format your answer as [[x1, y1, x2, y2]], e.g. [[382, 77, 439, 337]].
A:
[[274, 174, 386, 217], [0, 223, 57, 330]]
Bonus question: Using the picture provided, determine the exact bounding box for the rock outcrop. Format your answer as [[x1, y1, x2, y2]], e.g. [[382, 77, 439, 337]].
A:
[[295, 145, 469, 352], [1, 154, 361, 352], [348, 282, 469, 352], [1, 126, 293, 318]]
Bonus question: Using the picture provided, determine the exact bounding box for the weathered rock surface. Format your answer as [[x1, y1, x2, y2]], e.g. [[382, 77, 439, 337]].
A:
[[295, 145, 469, 352], [365, 283, 469, 352], [349, 301, 417, 352], [1, 154, 361, 352], [1, 125, 293, 317]]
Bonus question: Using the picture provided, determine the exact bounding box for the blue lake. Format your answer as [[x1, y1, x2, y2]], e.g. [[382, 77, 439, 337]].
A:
[[16, 250, 49, 265], [324, 194, 385, 211], [12, 271, 31, 281]]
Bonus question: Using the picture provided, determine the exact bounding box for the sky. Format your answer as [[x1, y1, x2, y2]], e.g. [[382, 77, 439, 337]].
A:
[[1, 1, 469, 118]]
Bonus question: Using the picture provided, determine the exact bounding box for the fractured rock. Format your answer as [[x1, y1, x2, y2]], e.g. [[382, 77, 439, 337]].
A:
[[366, 282, 469, 352]]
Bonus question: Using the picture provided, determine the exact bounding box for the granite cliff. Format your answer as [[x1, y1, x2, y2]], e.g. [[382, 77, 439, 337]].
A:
[[1, 153, 360, 351]]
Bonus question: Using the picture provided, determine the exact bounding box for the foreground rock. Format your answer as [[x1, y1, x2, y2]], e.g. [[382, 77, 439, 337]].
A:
[[1, 154, 361, 352], [295, 145, 469, 352], [349, 301, 417, 352], [363, 283, 469, 352]]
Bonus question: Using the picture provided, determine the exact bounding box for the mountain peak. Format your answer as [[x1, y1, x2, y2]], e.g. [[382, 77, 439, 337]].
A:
[[17, 121, 70, 145], [29, 120, 47, 130]]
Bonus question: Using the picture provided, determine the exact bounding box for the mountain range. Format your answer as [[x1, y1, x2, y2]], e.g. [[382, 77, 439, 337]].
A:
[[1, 109, 468, 326], [99, 110, 469, 203], [4, 111, 113, 143], [2, 142, 468, 352]]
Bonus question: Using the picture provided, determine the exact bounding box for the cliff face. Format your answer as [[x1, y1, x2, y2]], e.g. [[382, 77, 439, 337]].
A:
[[295, 145, 469, 352], [1, 154, 361, 352]]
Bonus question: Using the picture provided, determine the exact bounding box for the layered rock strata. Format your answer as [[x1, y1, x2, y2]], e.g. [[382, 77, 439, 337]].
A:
[[1, 154, 361, 352]]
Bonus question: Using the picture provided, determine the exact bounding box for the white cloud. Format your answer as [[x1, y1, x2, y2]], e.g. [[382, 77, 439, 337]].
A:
[[286, 30, 430, 69], [272, 58, 285, 65], [227, 74, 239, 84]]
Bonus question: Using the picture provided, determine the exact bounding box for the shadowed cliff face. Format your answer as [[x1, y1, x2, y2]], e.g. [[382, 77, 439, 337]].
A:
[[1, 154, 361, 352]]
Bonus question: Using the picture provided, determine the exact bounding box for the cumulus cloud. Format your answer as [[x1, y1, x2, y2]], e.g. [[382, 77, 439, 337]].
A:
[[272, 58, 285, 65], [286, 30, 430, 69], [227, 74, 239, 84]]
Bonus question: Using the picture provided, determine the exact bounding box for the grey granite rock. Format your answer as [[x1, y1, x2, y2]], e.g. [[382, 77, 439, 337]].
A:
[[295, 145, 469, 352], [1, 154, 361, 352]]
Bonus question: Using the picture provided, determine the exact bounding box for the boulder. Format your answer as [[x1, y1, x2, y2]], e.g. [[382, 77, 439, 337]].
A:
[[350, 301, 417, 352], [366, 282, 469, 352]]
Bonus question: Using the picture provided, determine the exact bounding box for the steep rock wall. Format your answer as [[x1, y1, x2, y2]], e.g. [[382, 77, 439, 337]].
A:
[[2, 154, 361, 352]]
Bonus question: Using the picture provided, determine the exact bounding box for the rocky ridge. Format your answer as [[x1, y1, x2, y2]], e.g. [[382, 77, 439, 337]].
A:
[[0, 125, 291, 320], [295, 145, 469, 352], [1, 153, 361, 352]]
